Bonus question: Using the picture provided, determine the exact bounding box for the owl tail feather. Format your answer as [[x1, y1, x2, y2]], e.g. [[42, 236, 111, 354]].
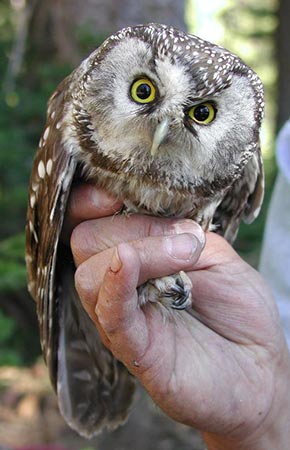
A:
[[56, 263, 135, 438]]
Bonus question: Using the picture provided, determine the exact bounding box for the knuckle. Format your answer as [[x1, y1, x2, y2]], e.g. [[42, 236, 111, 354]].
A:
[[74, 262, 97, 306], [70, 221, 93, 262]]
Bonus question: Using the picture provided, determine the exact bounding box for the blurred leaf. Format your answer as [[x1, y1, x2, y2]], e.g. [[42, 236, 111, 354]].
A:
[[0, 233, 26, 292], [0, 309, 16, 341], [0, 310, 22, 365]]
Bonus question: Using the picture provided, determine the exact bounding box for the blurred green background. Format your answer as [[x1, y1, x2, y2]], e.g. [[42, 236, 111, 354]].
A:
[[0, 0, 289, 372]]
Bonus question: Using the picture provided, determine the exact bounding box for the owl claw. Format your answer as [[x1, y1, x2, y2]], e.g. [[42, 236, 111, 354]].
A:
[[138, 271, 192, 311], [163, 284, 184, 297], [168, 271, 192, 310], [162, 282, 191, 309], [171, 290, 191, 310]]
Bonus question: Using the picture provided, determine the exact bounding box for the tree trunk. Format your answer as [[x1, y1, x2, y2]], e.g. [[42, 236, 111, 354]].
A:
[[28, 0, 186, 65], [55, 0, 186, 35]]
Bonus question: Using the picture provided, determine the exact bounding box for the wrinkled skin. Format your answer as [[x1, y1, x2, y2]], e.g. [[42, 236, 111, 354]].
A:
[[67, 184, 290, 450]]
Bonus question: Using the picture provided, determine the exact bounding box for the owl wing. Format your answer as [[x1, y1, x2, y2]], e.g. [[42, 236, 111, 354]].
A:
[[26, 80, 76, 374], [213, 148, 264, 243], [26, 82, 135, 438]]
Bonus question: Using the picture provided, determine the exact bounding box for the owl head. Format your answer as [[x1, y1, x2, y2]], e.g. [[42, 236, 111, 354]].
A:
[[72, 23, 264, 192]]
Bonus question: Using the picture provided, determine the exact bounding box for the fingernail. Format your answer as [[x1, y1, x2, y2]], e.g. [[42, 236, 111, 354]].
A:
[[172, 220, 205, 249], [166, 233, 198, 261], [110, 247, 122, 273]]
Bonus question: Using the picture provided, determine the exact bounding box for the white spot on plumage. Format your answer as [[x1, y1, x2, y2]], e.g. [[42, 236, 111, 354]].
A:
[[37, 160, 46, 178], [43, 126, 50, 141], [27, 281, 34, 292], [30, 194, 36, 208], [32, 181, 39, 192], [46, 159, 53, 176]]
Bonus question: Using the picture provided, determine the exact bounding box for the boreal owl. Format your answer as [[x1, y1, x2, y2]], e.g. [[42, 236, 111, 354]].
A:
[[26, 23, 264, 437]]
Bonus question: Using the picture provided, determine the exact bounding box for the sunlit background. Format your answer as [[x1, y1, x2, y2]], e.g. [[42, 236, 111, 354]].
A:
[[0, 0, 288, 448]]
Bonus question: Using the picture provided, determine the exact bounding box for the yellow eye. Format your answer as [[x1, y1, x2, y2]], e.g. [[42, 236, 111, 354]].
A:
[[188, 102, 216, 124], [130, 78, 156, 104]]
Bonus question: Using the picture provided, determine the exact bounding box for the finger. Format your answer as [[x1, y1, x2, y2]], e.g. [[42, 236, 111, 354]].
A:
[[75, 231, 203, 317], [71, 214, 205, 266], [95, 243, 149, 367], [62, 184, 123, 241], [90, 243, 181, 375]]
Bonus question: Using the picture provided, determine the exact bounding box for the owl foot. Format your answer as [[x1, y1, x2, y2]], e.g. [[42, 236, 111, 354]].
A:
[[138, 271, 192, 310]]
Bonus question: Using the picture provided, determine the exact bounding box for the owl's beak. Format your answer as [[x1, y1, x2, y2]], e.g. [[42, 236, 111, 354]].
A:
[[150, 118, 169, 157]]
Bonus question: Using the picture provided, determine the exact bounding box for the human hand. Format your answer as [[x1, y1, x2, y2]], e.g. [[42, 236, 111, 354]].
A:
[[67, 184, 290, 450]]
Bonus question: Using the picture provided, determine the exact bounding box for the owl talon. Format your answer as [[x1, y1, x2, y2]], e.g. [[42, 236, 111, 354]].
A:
[[168, 271, 192, 309], [138, 271, 192, 311], [169, 279, 192, 310], [163, 284, 184, 297], [171, 291, 191, 310], [163, 285, 191, 309]]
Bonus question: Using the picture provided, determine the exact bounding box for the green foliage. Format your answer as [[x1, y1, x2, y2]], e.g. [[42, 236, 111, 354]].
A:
[[0, 61, 72, 238], [0, 233, 26, 291], [0, 20, 73, 241], [0, 6, 73, 365], [0, 51, 72, 365], [219, 0, 278, 154], [0, 306, 40, 366], [0, 310, 22, 365], [76, 25, 109, 55]]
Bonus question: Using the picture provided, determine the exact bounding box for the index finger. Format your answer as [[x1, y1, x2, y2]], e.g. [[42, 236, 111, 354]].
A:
[[61, 184, 123, 241]]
